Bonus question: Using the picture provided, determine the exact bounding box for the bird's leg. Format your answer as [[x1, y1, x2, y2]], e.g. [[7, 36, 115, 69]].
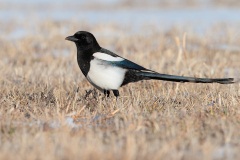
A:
[[112, 90, 120, 112], [104, 90, 110, 97], [112, 90, 120, 98]]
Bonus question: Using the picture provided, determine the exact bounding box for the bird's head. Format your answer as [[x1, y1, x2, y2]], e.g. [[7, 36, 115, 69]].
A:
[[65, 31, 100, 53]]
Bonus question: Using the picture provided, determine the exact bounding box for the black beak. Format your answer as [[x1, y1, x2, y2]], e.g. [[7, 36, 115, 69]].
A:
[[65, 36, 78, 42]]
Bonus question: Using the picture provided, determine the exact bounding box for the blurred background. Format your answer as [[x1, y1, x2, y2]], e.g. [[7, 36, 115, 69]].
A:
[[1, 0, 240, 77], [1, 0, 240, 40], [1, 0, 240, 79]]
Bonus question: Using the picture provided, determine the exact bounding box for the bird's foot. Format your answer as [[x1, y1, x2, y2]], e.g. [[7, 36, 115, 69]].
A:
[[112, 90, 119, 98], [104, 90, 110, 97]]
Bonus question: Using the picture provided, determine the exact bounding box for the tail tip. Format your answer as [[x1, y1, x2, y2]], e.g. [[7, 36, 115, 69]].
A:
[[219, 78, 235, 84]]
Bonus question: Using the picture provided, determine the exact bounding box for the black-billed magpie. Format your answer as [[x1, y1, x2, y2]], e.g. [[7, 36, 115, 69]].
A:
[[65, 31, 234, 97]]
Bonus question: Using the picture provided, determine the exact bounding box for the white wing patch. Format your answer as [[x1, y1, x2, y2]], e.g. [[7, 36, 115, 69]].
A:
[[93, 52, 124, 61]]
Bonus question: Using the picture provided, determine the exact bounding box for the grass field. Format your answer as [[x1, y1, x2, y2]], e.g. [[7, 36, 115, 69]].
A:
[[0, 19, 240, 160]]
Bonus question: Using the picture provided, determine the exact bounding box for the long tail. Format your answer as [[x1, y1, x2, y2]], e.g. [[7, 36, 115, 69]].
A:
[[136, 71, 234, 84]]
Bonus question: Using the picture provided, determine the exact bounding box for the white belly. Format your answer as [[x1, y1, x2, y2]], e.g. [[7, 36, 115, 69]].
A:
[[87, 59, 126, 90]]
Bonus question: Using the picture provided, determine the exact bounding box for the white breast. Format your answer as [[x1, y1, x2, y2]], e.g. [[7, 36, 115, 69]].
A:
[[87, 58, 127, 90]]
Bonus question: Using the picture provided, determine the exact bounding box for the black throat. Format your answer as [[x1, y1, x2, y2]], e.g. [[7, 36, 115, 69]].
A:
[[76, 44, 100, 77]]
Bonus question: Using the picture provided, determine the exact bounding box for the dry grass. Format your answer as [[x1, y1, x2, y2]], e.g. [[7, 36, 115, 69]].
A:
[[0, 20, 240, 160]]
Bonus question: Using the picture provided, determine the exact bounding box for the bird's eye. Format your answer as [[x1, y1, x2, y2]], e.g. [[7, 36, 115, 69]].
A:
[[81, 36, 85, 39]]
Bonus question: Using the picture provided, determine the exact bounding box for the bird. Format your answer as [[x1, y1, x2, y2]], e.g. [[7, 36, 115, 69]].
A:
[[65, 31, 234, 97]]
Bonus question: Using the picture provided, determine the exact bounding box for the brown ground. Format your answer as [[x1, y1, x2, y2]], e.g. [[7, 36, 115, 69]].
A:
[[0, 20, 240, 160]]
